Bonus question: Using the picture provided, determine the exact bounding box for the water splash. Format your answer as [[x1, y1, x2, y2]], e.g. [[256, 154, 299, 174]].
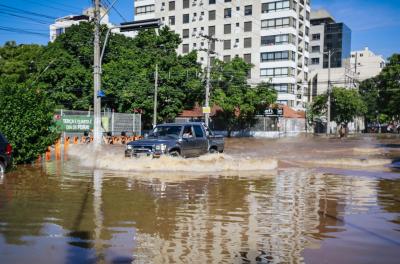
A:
[[68, 145, 278, 173]]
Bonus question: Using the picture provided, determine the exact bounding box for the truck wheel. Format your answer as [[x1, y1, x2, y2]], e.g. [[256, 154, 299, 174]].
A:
[[209, 148, 218, 154], [0, 161, 5, 175], [169, 150, 180, 157]]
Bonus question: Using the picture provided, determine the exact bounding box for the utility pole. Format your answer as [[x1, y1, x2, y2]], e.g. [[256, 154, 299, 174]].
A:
[[198, 34, 219, 126], [153, 64, 158, 128], [93, 0, 102, 145], [326, 50, 332, 136], [205, 40, 211, 127]]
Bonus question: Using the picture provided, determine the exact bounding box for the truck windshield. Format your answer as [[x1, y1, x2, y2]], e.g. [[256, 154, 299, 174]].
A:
[[149, 126, 182, 139]]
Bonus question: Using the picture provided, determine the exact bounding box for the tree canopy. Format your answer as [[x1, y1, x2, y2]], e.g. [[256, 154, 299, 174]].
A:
[[311, 87, 367, 126], [211, 57, 277, 136], [359, 54, 400, 122], [1, 23, 203, 128]]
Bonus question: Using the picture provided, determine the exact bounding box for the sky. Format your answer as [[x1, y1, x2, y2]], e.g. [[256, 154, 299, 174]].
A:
[[0, 0, 399, 59]]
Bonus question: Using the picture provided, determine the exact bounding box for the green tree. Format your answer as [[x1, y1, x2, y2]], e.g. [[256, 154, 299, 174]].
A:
[[33, 23, 202, 127], [359, 54, 400, 121], [211, 58, 277, 137], [311, 87, 367, 132], [0, 83, 59, 163]]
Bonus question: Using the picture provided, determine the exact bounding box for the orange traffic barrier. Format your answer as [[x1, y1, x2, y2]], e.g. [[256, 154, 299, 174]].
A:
[[55, 139, 61, 160], [45, 146, 51, 161], [64, 137, 70, 150], [73, 136, 79, 144]]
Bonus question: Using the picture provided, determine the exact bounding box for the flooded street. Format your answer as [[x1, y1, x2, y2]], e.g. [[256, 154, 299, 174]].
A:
[[0, 135, 399, 263]]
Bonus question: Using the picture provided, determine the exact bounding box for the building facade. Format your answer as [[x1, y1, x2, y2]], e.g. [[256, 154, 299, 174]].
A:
[[350, 47, 385, 82], [134, 0, 311, 109], [49, 7, 134, 42], [307, 9, 355, 99]]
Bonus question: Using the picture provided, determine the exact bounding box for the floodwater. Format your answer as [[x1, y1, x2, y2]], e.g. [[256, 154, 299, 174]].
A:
[[0, 135, 399, 264]]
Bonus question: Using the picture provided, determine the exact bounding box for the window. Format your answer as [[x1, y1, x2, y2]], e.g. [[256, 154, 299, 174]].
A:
[[261, 34, 294, 46], [182, 29, 189, 38], [225, 0, 231, 2], [311, 58, 319, 65], [261, 17, 294, 29], [311, 46, 320, 53], [209, 0, 216, 4], [209, 10, 216, 20], [273, 84, 294, 94], [135, 4, 155, 15], [224, 39, 231, 50], [56, 28, 64, 36], [183, 14, 189, 24], [208, 25, 215, 36], [211, 40, 216, 51], [224, 24, 231, 34], [169, 1, 175, 11], [183, 0, 189, 9], [260, 67, 294, 77], [244, 54, 251, 63], [244, 37, 252, 48], [224, 8, 232, 18], [262, 1, 291, 13], [260, 51, 295, 62], [244, 5, 252, 16], [182, 44, 189, 53], [169, 16, 175, 25], [312, 33, 320, 40], [223, 55, 231, 62], [193, 125, 204, 138], [244, 21, 252, 32]]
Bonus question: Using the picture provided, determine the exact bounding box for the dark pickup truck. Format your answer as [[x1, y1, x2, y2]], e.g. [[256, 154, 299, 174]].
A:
[[125, 123, 224, 158], [0, 133, 12, 174]]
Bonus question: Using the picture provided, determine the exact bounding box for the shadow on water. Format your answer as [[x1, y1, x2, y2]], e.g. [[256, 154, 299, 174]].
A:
[[378, 143, 400, 149]]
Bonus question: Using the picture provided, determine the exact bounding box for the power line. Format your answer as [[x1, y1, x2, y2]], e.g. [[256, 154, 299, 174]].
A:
[[103, 0, 127, 22], [0, 26, 48, 37], [0, 10, 50, 24], [0, 4, 57, 20], [21, 0, 81, 14]]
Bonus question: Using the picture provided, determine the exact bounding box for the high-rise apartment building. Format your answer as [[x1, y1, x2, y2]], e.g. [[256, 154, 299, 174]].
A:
[[308, 9, 351, 71], [307, 9, 355, 100], [134, 0, 311, 109]]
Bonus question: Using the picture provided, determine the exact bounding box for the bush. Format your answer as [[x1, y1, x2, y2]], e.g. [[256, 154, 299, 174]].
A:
[[0, 83, 59, 163]]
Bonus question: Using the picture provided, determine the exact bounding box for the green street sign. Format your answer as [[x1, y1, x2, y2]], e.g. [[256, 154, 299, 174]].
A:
[[56, 115, 93, 132]]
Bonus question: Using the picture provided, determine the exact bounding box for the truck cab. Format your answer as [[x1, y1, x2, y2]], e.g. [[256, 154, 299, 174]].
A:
[[125, 123, 224, 158]]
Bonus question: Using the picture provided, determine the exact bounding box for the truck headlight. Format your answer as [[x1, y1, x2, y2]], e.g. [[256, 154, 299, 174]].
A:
[[126, 145, 133, 150], [155, 144, 167, 152]]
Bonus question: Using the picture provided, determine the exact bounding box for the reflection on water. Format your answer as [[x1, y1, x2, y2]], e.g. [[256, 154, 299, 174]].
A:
[[0, 135, 399, 263]]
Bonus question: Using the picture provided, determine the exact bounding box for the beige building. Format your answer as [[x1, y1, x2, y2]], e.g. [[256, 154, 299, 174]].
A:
[[350, 47, 385, 82]]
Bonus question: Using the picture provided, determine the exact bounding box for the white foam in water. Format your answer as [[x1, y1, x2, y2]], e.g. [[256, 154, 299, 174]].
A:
[[68, 145, 278, 172], [299, 158, 391, 168]]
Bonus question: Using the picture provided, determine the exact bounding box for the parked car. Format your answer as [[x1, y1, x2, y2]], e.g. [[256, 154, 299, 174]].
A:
[[125, 123, 224, 158], [0, 133, 12, 174]]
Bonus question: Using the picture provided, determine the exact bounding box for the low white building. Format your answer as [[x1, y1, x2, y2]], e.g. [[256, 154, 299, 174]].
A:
[[49, 7, 135, 42], [308, 58, 357, 97], [350, 47, 385, 82]]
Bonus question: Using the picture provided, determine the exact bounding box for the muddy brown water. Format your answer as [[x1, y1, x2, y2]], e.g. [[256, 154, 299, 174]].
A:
[[0, 135, 399, 263]]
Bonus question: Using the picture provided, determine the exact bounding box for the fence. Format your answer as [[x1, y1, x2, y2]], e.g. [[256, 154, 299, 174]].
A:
[[55, 109, 141, 138], [175, 116, 306, 138]]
